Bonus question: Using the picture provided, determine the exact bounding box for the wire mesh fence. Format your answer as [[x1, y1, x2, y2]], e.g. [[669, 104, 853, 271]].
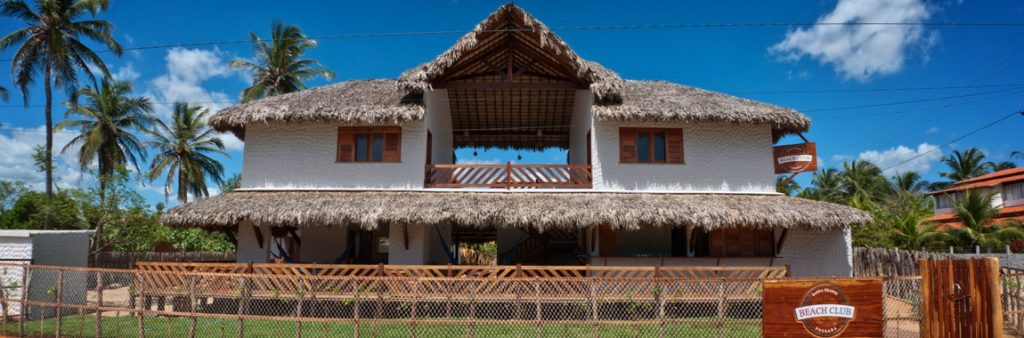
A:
[[0, 263, 924, 337]]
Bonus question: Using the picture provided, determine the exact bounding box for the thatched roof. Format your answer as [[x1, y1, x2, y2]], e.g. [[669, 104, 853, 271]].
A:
[[594, 81, 811, 137], [208, 79, 424, 138], [161, 191, 870, 231], [396, 4, 623, 101]]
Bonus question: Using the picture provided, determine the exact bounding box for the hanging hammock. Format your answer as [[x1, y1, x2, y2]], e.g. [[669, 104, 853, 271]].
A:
[[435, 225, 458, 265], [333, 241, 357, 264], [271, 238, 295, 263]]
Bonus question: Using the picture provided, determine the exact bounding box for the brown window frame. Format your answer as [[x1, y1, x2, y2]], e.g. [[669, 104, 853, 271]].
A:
[[337, 126, 402, 163], [698, 227, 776, 258], [619, 127, 684, 164]]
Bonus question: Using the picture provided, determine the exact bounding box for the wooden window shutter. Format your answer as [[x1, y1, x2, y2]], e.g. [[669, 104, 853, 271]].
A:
[[337, 130, 356, 162], [598, 225, 617, 257], [383, 132, 401, 162], [619, 128, 637, 163], [665, 128, 684, 164]]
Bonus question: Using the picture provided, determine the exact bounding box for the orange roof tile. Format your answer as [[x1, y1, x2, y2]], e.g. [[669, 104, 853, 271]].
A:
[[929, 168, 1024, 195]]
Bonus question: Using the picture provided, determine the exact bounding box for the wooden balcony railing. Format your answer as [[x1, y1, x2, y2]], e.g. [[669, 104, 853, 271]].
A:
[[425, 163, 593, 189]]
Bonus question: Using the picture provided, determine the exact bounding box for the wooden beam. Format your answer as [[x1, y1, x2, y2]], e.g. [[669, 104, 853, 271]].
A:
[[252, 224, 264, 249], [775, 229, 789, 255], [288, 228, 302, 246], [435, 81, 584, 90], [402, 223, 409, 250]]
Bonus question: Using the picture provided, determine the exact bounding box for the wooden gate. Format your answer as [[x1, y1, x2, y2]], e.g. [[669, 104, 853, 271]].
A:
[[919, 258, 1003, 338]]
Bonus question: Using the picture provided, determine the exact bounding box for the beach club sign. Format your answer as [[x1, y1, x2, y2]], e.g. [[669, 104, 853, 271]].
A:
[[762, 279, 883, 337], [773, 142, 818, 174]]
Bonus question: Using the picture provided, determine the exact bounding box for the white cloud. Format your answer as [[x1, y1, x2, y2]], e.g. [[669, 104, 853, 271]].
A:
[[0, 127, 90, 190], [145, 47, 244, 151], [926, 126, 940, 134], [770, 0, 934, 81], [858, 143, 942, 174], [112, 63, 140, 82]]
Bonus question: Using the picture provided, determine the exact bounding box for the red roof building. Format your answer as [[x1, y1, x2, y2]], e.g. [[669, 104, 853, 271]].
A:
[[928, 167, 1024, 227]]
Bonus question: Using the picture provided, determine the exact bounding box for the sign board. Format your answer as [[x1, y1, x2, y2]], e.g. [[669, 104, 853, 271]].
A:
[[762, 279, 884, 338], [774, 142, 818, 174]]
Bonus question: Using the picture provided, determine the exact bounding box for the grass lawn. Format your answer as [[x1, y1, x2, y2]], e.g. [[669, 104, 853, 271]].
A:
[[1, 314, 761, 337]]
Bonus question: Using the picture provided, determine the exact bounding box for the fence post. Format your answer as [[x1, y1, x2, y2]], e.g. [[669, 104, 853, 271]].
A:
[[534, 278, 541, 338], [55, 269, 64, 338], [294, 277, 304, 338], [353, 278, 360, 338], [136, 271, 145, 338], [236, 275, 248, 338], [985, 257, 1004, 336], [589, 276, 599, 337], [17, 265, 28, 337], [716, 278, 725, 338], [506, 161, 512, 189], [410, 278, 418, 338], [95, 271, 103, 338], [187, 274, 197, 338], [656, 275, 665, 338], [468, 281, 476, 338]]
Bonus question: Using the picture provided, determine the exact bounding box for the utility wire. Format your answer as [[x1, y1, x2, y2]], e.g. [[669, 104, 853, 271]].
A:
[[3, 21, 1024, 63], [802, 87, 1024, 113], [879, 110, 1024, 172]]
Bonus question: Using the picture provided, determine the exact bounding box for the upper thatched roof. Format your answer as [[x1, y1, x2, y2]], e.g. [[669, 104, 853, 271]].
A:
[[594, 81, 811, 137], [396, 4, 623, 101], [208, 79, 424, 138], [161, 191, 870, 231]]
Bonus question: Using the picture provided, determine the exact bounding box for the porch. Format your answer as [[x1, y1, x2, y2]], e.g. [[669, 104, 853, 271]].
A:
[[424, 163, 593, 189]]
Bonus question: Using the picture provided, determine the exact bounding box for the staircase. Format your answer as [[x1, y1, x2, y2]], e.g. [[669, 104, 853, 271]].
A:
[[499, 228, 580, 265]]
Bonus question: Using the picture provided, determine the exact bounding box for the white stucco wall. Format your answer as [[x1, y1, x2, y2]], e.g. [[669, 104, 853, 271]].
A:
[[240, 120, 428, 189], [236, 221, 269, 263], [776, 228, 853, 277], [568, 90, 593, 165], [0, 231, 91, 318], [590, 121, 775, 193], [425, 90, 455, 165]]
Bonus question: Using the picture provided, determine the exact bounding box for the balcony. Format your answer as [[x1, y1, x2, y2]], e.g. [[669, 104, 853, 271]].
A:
[[425, 163, 593, 189]]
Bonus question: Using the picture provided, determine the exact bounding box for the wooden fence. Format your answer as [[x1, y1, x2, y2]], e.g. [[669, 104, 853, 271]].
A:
[[853, 247, 951, 277], [91, 252, 235, 269]]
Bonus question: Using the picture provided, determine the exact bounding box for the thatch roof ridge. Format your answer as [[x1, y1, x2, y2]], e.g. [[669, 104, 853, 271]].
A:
[[396, 3, 623, 101], [594, 80, 811, 137], [161, 191, 871, 231], [208, 79, 424, 138]]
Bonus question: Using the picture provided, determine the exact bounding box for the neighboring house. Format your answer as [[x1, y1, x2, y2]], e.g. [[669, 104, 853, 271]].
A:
[[928, 167, 1024, 227], [162, 4, 870, 277]]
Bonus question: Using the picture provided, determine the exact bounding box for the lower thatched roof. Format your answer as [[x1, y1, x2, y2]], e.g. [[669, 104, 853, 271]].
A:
[[161, 191, 870, 232]]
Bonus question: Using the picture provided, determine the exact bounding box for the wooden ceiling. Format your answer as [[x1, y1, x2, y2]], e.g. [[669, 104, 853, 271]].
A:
[[433, 10, 588, 150]]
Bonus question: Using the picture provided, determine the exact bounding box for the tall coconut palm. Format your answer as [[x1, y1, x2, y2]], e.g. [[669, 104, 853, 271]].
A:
[[0, 0, 122, 229], [58, 79, 153, 203], [229, 22, 334, 103], [799, 168, 844, 203], [775, 175, 800, 196], [986, 161, 1016, 171], [940, 148, 990, 182], [841, 160, 888, 209], [1014, 151, 1023, 160], [144, 102, 227, 203], [946, 189, 1024, 250], [890, 171, 930, 194]]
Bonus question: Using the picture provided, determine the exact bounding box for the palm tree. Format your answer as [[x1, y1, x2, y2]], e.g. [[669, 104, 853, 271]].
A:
[[841, 160, 888, 209], [57, 79, 153, 203], [775, 175, 800, 196], [1013, 151, 1023, 160], [890, 171, 930, 194], [986, 161, 1016, 171], [229, 22, 334, 103], [940, 148, 990, 182], [0, 0, 122, 229], [946, 189, 1024, 251], [799, 168, 844, 203], [144, 102, 228, 203]]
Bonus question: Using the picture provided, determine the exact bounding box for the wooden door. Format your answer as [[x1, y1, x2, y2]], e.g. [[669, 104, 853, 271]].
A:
[[920, 258, 1003, 338]]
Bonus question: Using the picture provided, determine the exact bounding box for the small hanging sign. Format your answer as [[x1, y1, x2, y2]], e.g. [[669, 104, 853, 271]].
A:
[[774, 142, 818, 174]]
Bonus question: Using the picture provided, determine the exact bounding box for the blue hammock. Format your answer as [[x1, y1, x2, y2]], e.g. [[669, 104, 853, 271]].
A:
[[333, 241, 357, 264], [435, 226, 458, 265], [271, 238, 295, 263]]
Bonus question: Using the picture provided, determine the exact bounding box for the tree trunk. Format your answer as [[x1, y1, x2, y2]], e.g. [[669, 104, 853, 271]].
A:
[[43, 63, 53, 230], [178, 165, 188, 203]]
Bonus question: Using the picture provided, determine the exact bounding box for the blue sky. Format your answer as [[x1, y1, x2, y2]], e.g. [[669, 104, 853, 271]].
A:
[[1, 0, 1023, 207]]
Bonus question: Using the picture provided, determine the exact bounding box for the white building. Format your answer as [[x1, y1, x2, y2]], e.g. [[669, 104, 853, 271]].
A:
[[0, 230, 92, 318], [162, 4, 870, 277]]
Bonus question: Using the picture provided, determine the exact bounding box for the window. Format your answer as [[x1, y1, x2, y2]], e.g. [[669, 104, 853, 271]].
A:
[[694, 228, 775, 257], [619, 128, 683, 164], [935, 194, 958, 209], [1005, 181, 1024, 202], [337, 126, 401, 162]]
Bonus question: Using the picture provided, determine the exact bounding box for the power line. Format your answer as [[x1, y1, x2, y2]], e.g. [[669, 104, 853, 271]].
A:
[[802, 87, 1024, 113], [880, 110, 1024, 172], [3, 21, 1024, 63], [728, 83, 1024, 95]]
